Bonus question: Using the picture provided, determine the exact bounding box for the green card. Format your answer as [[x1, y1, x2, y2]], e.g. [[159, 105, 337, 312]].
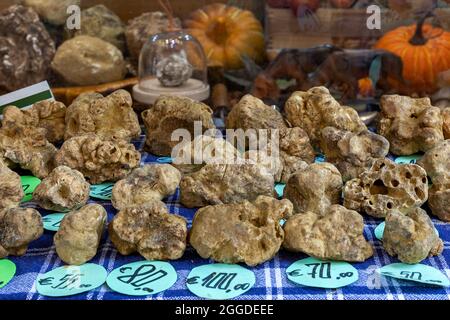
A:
[[287, 257, 359, 289], [275, 183, 286, 198], [0, 259, 16, 289], [21, 176, 41, 202], [107, 261, 177, 296], [156, 157, 173, 164], [42, 213, 66, 232], [186, 264, 255, 300], [36, 264, 107, 297], [395, 154, 422, 165], [90, 183, 114, 200], [378, 263, 450, 287]]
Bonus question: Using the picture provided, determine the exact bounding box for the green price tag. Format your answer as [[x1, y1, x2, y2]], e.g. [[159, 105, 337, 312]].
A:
[[36, 264, 107, 297], [156, 157, 173, 164], [42, 213, 66, 232], [106, 261, 177, 296], [0, 259, 16, 289], [90, 183, 114, 200], [375, 222, 439, 241], [315, 154, 325, 163], [378, 263, 450, 287], [275, 183, 286, 198], [394, 154, 422, 165], [20, 176, 41, 202], [186, 264, 255, 300], [286, 257, 359, 289]]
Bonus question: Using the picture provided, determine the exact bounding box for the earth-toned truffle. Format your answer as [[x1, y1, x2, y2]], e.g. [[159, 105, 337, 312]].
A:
[[64, 90, 141, 141], [383, 208, 443, 264], [428, 174, 450, 222], [0, 162, 24, 211], [125, 12, 182, 61], [284, 163, 343, 216], [22, 0, 80, 26], [226, 94, 287, 130], [442, 107, 450, 139], [54, 204, 107, 265], [417, 140, 450, 180], [51, 35, 126, 86], [320, 127, 390, 181], [65, 4, 125, 52], [0, 125, 56, 178], [33, 166, 90, 212], [172, 135, 242, 174], [343, 159, 428, 218], [109, 201, 187, 261], [112, 164, 181, 211], [0, 207, 43, 258], [379, 95, 444, 155], [283, 205, 373, 262], [190, 196, 293, 266], [156, 52, 193, 87], [0, 5, 55, 92], [2, 101, 66, 144], [285, 87, 366, 146], [55, 134, 141, 184], [142, 96, 215, 156], [180, 163, 275, 208]]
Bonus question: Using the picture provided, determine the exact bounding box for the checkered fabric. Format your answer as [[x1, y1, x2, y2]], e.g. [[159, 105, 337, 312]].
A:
[[1, 134, 449, 300]]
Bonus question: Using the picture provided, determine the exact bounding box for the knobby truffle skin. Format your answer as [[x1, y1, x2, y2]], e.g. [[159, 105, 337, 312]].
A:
[[0, 207, 43, 259], [2, 101, 66, 144], [0, 160, 24, 211], [180, 163, 275, 208], [284, 163, 343, 216], [54, 204, 107, 265], [189, 196, 293, 266], [283, 205, 373, 262], [64, 90, 141, 142], [111, 164, 181, 211], [417, 140, 450, 181], [428, 174, 450, 222], [343, 158, 428, 218], [55, 134, 141, 184], [33, 166, 90, 212], [383, 208, 443, 264], [320, 127, 390, 182], [284, 87, 366, 147], [142, 96, 215, 156], [378, 95, 444, 155], [109, 201, 187, 261]]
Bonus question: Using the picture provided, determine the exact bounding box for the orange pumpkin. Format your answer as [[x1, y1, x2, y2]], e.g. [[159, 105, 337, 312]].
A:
[[358, 78, 375, 97], [374, 14, 450, 94], [185, 3, 265, 70]]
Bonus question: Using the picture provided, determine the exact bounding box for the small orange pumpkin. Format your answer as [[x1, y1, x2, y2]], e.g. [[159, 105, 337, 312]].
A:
[[374, 13, 450, 95], [358, 78, 375, 97], [185, 3, 265, 70]]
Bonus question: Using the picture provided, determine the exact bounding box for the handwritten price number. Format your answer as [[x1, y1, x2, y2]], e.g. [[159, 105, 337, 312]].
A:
[[394, 271, 442, 285], [38, 272, 90, 291], [22, 184, 32, 198], [288, 262, 354, 280], [117, 263, 169, 293], [42, 217, 62, 229], [187, 272, 251, 293]]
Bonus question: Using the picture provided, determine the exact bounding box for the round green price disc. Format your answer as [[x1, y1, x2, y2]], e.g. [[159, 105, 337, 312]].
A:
[[375, 222, 439, 241], [186, 264, 255, 300], [287, 257, 359, 289], [20, 176, 41, 202], [275, 183, 286, 198], [157, 157, 173, 164], [90, 183, 114, 200], [36, 264, 107, 297], [107, 261, 177, 296], [42, 213, 66, 232], [377, 263, 450, 287], [0, 259, 16, 289]]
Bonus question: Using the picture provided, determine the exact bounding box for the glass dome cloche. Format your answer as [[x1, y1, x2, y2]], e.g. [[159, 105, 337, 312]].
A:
[[133, 30, 210, 105]]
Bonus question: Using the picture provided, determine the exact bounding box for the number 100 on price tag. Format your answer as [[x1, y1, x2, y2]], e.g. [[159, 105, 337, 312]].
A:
[[186, 264, 256, 300], [287, 257, 359, 289]]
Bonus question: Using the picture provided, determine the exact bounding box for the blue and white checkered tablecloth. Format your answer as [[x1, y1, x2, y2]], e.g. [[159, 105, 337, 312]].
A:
[[1, 134, 449, 301]]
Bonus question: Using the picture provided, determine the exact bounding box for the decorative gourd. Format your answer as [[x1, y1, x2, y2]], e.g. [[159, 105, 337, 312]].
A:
[[185, 3, 265, 70], [374, 13, 450, 94]]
